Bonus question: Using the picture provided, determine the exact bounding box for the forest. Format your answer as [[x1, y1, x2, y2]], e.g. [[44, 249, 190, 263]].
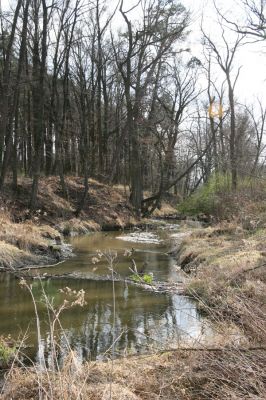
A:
[[0, 1, 266, 400], [1, 0, 265, 216]]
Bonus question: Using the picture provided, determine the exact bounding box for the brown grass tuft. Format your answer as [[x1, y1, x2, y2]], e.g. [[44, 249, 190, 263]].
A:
[[1, 352, 190, 400], [0, 241, 36, 270], [57, 218, 100, 236]]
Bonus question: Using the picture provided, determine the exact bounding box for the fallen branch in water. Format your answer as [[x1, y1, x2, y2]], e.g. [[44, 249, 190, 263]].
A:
[[19, 260, 66, 271], [10, 269, 186, 295]]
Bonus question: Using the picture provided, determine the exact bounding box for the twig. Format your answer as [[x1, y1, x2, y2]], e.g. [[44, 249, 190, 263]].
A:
[[237, 262, 266, 275], [120, 346, 266, 360]]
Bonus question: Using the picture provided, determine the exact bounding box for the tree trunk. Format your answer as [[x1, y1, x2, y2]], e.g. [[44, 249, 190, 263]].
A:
[[30, 0, 48, 210]]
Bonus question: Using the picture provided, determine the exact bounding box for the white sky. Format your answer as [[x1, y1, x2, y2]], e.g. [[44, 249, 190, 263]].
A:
[[184, 0, 266, 103], [111, 0, 266, 104], [2, 0, 266, 104]]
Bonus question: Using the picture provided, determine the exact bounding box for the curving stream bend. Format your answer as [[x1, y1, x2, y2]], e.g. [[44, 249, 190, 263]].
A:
[[0, 220, 210, 364]]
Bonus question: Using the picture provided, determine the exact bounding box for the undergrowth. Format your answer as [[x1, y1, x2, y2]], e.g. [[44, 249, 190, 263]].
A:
[[179, 173, 266, 219]]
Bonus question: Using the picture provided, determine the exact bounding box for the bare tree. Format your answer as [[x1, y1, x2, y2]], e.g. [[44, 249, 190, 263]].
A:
[[0, 0, 23, 188], [221, 0, 266, 40], [113, 0, 189, 213], [243, 100, 266, 173], [29, 0, 49, 209], [202, 24, 244, 189]]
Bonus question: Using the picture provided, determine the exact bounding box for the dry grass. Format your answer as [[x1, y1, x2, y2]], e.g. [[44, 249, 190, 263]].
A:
[[0, 211, 62, 269], [185, 348, 266, 399], [3, 346, 265, 399], [181, 224, 266, 335], [0, 177, 139, 230], [178, 222, 263, 273], [0, 241, 36, 270], [170, 222, 266, 398], [57, 218, 100, 236], [0, 212, 59, 252], [1, 352, 190, 400], [0, 177, 178, 243], [152, 201, 177, 217]]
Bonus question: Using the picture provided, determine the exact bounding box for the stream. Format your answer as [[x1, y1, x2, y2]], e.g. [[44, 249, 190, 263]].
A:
[[0, 220, 209, 364]]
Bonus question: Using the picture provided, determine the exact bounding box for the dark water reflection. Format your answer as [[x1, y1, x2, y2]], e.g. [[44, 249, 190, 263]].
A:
[[0, 224, 208, 363]]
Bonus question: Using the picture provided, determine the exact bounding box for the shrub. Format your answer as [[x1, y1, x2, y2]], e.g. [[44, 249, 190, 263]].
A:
[[178, 173, 262, 218]]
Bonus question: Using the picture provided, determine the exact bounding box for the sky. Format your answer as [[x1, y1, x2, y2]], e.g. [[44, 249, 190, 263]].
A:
[[2, 0, 266, 104], [183, 0, 266, 103], [111, 0, 266, 104]]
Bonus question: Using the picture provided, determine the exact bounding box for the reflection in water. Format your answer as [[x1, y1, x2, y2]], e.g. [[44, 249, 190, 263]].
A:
[[0, 224, 208, 363]]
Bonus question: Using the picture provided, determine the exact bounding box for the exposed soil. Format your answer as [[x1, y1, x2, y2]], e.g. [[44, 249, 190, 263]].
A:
[[0, 177, 138, 228], [0, 177, 177, 270]]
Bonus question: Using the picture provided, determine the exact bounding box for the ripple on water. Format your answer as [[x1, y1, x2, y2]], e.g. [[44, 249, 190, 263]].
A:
[[116, 232, 162, 244]]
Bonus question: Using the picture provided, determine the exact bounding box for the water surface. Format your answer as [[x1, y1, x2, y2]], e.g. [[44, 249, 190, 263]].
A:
[[0, 222, 208, 363]]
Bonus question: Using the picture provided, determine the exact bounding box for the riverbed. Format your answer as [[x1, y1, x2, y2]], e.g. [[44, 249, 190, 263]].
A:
[[0, 221, 208, 364]]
